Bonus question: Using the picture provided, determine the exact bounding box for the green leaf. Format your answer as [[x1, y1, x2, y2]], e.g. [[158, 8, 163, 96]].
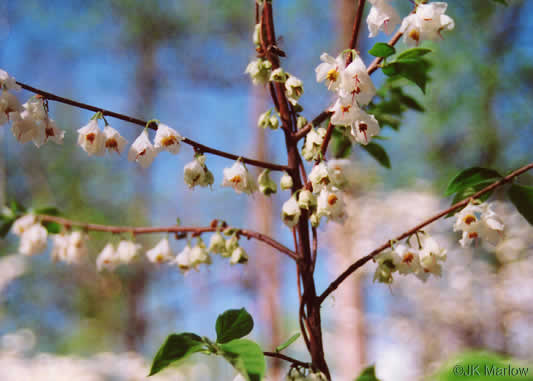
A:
[[331, 128, 353, 159], [446, 187, 493, 218], [397, 47, 432, 60], [395, 92, 424, 112], [149, 333, 205, 376], [0, 220, 14, 238], [275, 333, 300, 353], [361, 142, 391, 169], [368, 42, 396, 58], [216, 308, 254, 344], [34, 207, 61, 216], [10, 200, 26, 215], [491, 0, 508, 5], [508, 184, 533, 226], [445, 167, 502, 197], [382, 59, 431, 93], [355, 365, 381, 381], [220, 339, 265, 381], [43, 221, 62, 234]]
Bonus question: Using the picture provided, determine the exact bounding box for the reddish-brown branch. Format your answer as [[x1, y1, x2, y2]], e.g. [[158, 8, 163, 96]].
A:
[[263, 352, 310, 368], [346, 0, 367, 65], [16, 81, 288, 172], [318, 162, 533, 304], [319, 121, 335, 160], [37, 215, 298, 260]]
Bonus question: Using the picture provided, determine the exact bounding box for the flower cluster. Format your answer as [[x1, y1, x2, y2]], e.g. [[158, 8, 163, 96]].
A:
[[453, 200, 504, 248], [315, 51, 379, 146], [400, 2, 455, 46], [281, 160, 351, 229], [367, 0, 400, 38], [285, 368, 327, 381], [373, 232, 447, 284], [1, 71, 65, 147], [10, 215, 249, 273]]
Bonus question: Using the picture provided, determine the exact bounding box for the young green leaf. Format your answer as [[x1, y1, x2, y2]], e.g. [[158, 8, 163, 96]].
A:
[[508, 184, 533, 226], [395, 92, 425, 112], [396, 47, 432, 60], [216, 308, 254, 344], [34, 207, 61, 216], [445, 167, 502, 197], [361, 142, 391, 169], [42, 221, 62, 234], [331, 128, 352, 159], [275, 332, 301, 353], [220, 339, 266, 381], [369, 42, 396, 58], [382, 59, 431, 93], [149, 333, 205, 376], [355, 365, 381, 381]]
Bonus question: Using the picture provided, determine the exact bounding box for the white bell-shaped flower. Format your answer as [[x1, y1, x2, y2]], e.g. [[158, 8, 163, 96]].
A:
[[317, 188, 346, 223], [128, 129, 158, 168], [350, 111, 380, 145], [146, 238, 173, 264], [400, 2, 455, 46], [103, 125, 128, 154], [78, 119, 105, 156], [281, 196, 301, 228], [96, 243, 120, 272], [19, 224, 47, 256], [154, 123, 183, 154], [222, 160, 257, 195], [117, 240, 141, 263], [367, 0, 400, 38], [230, 247, 248, 265], [309, 162, 331, 193]]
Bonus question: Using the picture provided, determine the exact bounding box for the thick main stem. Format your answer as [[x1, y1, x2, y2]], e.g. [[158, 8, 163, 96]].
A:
[[262, 2, 330, 378]]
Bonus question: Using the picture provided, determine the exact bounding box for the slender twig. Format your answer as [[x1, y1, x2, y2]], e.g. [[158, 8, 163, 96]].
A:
[[37, 215, 298, 260], [293, 124, 312, 141], [16, 81, 288, 172], [318, 162, 533, 304], [263, 352, 310, 368], [311, 227, 318, 274], [319, 121, 334, 160], [346, 0, 367, 65]]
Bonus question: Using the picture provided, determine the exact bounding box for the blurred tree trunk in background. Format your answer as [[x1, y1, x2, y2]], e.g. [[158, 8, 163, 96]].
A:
[[332, 1, 367, 379], [249, 87, 284, 380]]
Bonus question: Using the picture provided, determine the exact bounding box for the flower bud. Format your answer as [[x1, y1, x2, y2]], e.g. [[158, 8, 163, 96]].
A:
[[208, 232, 226, 254], [280, 172, 294, 190], [253, 23, 261, 46], [258, 169, 277, 196], [298, 189, 316, 210], [296, 116, 308, 130], [270, 68, 288, 83], [230, 247, 248, 265], [281, 196, 301, 228]]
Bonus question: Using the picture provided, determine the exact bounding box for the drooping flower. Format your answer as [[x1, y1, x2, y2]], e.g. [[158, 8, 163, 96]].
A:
[[350, 111, 380, 145], [298, 189, 316, 210], [116, 240, 141, 264], [0, 91, 22, 125], [128, 129, 158, 168], [208, 232, 226, 254], [316, 188, 346, 223], [280, 172, 294, 190], [146, 238, 173, 264], [224, 234, 239, 258], [341, 55, 376, 106], [174, 245, 193, 273], [19, 224, 47, 256], [0, 70, 20, 91], [103, 125, 128, 154], [12, 215, 38, 236], [230, 247, 248, 265], [154, 124, 183, 154], [96, 243, 120, 272], [394, 244, 422, 275], [309, 162, 331, 193], [330, 96, 362, 126], [270, 68, 288, 83], [189, 241, 211, 270], [257, 109, 279, 130], [51, 233, 70, 263], [285, 75, 304, 105], [245, 59, 272, 86], [33, 119, 65, 148], [327, 159, 351, 189], [417, 233, 447, 280], [183, 154, 214, 189], [400, 2, 455, 47], [10, 109, 39, 144], [373, 249, 400, 284], [77, 119, 105, 156], [281, 196, 301, 228], [258, 169, 277, 196], [367, 0, 401, 38], [301, 127, 326, 162], [315, 53, 345, 92], [222, 160, 257, 195], [65, 231, 88, 265], [454, 201, 504, 248]]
